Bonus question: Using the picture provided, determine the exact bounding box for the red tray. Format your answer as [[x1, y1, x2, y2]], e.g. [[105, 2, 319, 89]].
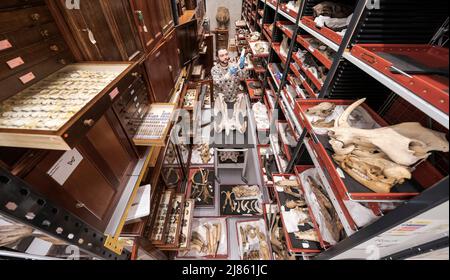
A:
[[272, 43, 287, 64], [235, 218, 273, 260], [290, 63, 317, 98], [295, 99, 444, 201], [351, 44, 449, 114], [276, 21, 295, 39], [292, 52, 324, 89], [297, 35, 333, 69], [293, 166, 331, 249], [263, 24, 273, 41], [273, 173, 323, 253], [279, 3, 299, 20], [278, 91, 301, 141], [287, 75, 308, 99], [246, 79, 263, 100], [276, 121, 294, 162], [301, 16, 343, 45]]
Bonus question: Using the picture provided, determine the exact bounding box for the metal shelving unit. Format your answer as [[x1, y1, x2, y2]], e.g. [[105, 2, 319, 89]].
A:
[[251, 0, 449, 260]]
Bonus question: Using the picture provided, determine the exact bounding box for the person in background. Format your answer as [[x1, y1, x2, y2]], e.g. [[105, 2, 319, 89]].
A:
[[211, 48, 246, 104]]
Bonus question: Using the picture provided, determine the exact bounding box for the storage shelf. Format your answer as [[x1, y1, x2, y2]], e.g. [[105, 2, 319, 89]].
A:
[[298, 22, 340, 52], [278, 6, 297, 24], [290, 63, 317, 98], [343, 52, 449, 129], [280, 90, 303, 136], [303, 139, 357, 236], [297, 35, 334, 69], [266, 0, 277, 10], [291, 53, 324, 90]]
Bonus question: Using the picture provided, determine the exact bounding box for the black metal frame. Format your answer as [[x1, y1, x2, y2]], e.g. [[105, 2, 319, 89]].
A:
[[0, 167, 130, 260], [383, 236, 449, 260]]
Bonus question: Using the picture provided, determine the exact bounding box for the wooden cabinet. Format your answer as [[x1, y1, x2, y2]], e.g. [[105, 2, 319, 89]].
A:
[[52, 0, 142, 61], [144, 31, 180, 102], [129, 0, 163, 53], [22, 110, 137, 232], [156, 0, 175, 35]]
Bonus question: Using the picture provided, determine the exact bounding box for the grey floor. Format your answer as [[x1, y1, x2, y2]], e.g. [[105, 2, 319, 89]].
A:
[[190, 96, 270, 260]]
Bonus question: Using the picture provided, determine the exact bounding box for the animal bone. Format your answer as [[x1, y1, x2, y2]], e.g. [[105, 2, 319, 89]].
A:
[[333, 154, 412, 193], [312, 118, 335, 128], [199, 144, 212, 164], [330, 99, 449, 166], [285, 199, 307, 209], [222, 191, 235, 212], [219, 151, 240, 163], [232, 185, 260, 199], [294, 230, 320, 243], [306, 102, 336, 118]]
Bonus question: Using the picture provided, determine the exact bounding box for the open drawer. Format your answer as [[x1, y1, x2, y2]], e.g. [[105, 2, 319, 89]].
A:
[[295, 99, 445, 201], [301, 16, 343, 46], [351, 44, 449, 114], [0, 62, 137, 150]]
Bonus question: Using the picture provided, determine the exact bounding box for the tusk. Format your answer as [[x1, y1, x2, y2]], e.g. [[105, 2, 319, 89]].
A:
[[335, 98, 366, 128]]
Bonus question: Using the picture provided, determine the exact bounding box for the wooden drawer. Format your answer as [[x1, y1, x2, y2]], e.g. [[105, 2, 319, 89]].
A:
[[0, 62, 138, 150], [0, 0, 45, 10], [0, 5, 53, 34], [0, 38, 67, 81], [0, 22, 62, 54], [113, 74, 146, 113], [0, 51, 72, 101]]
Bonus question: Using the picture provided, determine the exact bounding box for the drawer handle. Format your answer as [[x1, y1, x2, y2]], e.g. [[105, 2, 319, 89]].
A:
[[31, 13, 40, 21], [83, 119, 95, 127], [361, 53, 376, 65], [168, 65, 173, 72], [132, 72, 141, 78]]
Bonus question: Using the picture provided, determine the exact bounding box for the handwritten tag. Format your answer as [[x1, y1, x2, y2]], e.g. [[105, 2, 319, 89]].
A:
[[19, 72, 35, 84], [0, 39, 12, 51], [109, 87, 119, 100], [7, 57, 25, 69]]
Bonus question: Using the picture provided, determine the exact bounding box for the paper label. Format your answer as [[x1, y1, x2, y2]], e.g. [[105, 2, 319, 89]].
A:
[[308, 46, 315, 53], [109, 87, 119, 100], [133, 96, 138, 102], [47, 148, 83, 186], [130, 89, 135, 96], [0, 39, 12, 51], [336, 167, 345, 178], [7, 57, 25, 69], [19, 72, 35, 84]]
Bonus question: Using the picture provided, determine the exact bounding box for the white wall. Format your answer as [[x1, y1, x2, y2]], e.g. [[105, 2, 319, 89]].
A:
[[206, 0, 243, 50]]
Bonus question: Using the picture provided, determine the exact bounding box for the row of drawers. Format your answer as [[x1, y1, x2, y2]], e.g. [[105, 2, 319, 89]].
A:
[[0, 0, 45, 10], [0, 4, 53, 34]]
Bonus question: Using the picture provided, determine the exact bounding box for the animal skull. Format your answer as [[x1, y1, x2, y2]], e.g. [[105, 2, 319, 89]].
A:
[[306, 102, 336, 118], [328, 98, 449, 193]]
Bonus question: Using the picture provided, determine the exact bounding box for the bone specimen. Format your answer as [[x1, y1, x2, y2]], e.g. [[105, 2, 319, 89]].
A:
[[214, 93, 247, 135], [312, 118, 335, 128], [190, 169, 213, 204], [306, 102, 336, 118], [239, 222, 271, 260], [219, 151, 240, 163], [232, 185, 260, 199], [307, 176, 343, 241], [294, 229, 320, 243], [285, 199, 307, 209], [221, 191, 235, 212], [328, 98, 449, 193]]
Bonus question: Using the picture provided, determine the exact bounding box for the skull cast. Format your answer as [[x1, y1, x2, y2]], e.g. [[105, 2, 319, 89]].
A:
[[328, 98, 449, 193]]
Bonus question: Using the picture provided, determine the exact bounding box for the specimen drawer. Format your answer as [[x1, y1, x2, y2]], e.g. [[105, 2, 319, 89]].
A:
[[0, 62, 136, 150]]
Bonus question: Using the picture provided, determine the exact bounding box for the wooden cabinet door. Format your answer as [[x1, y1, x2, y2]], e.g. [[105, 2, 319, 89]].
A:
[[165, 30, 181, 83], [129, 0, 163, 52], [157, 0, 175, 35], [23, 111, 137, 231], [107, 0, 143, 61], [144, 45, 174, 102], [54, 0, 142, 61]]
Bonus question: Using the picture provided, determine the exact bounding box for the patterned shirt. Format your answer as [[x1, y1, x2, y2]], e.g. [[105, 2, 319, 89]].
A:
[[211, 63, 245, 103]]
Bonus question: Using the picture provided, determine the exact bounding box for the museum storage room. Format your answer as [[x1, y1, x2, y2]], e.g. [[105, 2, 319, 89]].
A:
[[0, 0, 448, 262]]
